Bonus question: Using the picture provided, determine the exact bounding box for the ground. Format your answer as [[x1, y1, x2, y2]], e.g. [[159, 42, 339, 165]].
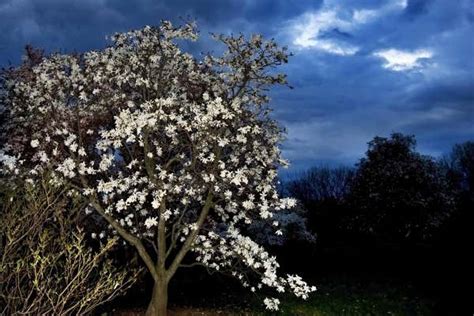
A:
[[105, 277, 435, 316]]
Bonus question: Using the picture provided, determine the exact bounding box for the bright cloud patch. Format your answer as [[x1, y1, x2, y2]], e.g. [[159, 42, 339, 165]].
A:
[[289, 0, 407, 55], [373, 48, 434, 71], [291, 10, 359, 55], [353, 0, 407, 23]]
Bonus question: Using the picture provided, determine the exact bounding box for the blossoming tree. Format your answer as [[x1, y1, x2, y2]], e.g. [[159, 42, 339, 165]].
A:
[[0, 21, 316, 315]]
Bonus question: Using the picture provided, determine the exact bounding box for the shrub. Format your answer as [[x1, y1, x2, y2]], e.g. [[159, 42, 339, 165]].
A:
[[0, 173, 140, 315]]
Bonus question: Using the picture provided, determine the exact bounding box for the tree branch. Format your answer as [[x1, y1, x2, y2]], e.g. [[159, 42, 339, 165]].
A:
[[88, 197, 159, 283], [166, 190, 213, 281]]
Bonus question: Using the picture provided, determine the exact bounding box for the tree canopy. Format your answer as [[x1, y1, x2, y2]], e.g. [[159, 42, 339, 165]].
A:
[[0, 21, 315, 314], [347, 133, 453, 242]]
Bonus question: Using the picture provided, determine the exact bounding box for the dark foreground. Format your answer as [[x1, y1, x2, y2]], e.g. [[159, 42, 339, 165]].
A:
[[97, 240, 469, 316], [101, 276, 435, 316]]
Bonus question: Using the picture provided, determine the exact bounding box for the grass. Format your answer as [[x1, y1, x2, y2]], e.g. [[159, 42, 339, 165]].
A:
[[110, 277, 435, 315], [218, 279, 434, 316], [255, 285, 434, 315]]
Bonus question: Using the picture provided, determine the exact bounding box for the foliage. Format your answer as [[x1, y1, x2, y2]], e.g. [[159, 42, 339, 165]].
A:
[[287, 166, 354, 205], [442, 141, 474, 197], [346, 133, 454, 242], [0, 173, 139, 315], [0, 21, 314, 314], [247, 203, 316, 246], [286, 166, 354, 244]]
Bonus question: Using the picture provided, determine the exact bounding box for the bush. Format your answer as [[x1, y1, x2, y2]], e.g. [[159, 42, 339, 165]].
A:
[[0, 173, 140, 315]]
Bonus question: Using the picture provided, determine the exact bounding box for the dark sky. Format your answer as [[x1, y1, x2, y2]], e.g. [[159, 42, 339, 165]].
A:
[[1, 0, 473, 173]]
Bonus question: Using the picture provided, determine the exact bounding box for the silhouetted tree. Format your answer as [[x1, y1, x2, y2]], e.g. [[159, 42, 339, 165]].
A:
[[347, 133, 453, 243], [286, 166, 354, 245], [438, 141, 473, 245], [442, 141, 474, 197], [287, 166, 354, 205]]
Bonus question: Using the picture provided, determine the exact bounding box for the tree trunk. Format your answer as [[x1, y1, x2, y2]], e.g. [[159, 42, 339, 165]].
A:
[[146, 280, 168, 316]]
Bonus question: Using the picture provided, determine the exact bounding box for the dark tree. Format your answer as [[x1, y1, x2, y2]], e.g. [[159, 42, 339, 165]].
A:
[[442, 141, 474, 196], [287, 166, 354, 205], [437, 141, 473, 247], [286, 166, 354, 245], [347, 133, 453, 243]]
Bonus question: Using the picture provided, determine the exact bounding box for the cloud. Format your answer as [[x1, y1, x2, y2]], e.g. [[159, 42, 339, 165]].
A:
[[353, 0, 407, 23], [287, 0, 407, 55], [290, 10, 360, 55], [373, 48, 434, 71]]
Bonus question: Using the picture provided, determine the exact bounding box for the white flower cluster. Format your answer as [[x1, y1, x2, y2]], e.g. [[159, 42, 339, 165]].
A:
[[144, 217, 158, 229], [287, 274, 317, 299], [0, 21, 314, 310], [248, 204, 316, 246], [263, 297, 280, 311], [191, 226, 316, 309], [0, 151, 18, 173]]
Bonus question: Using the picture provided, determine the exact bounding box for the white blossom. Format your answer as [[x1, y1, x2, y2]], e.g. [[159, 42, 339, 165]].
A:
[[144, 217, 158, 229], [30, 139, 40, 148], [263, 297, 280, 311]]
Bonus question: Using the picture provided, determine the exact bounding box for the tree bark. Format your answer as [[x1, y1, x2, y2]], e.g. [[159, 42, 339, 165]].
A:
[[145, 279, 168, 316]]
